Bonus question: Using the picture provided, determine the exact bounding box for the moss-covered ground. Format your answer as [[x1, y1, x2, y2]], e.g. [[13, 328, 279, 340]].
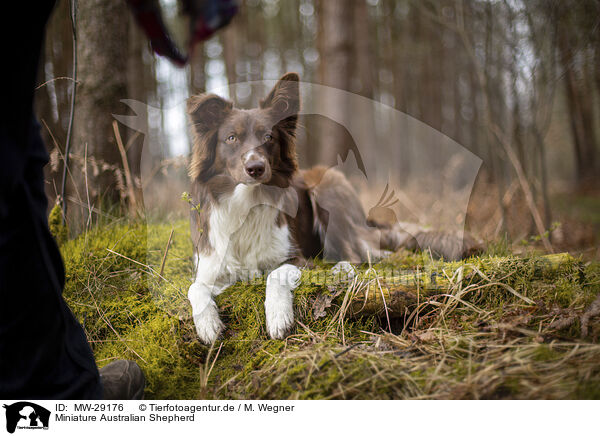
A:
[[55, 213, 600, 399]]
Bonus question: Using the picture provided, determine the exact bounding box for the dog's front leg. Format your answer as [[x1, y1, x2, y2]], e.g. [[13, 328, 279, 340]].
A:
[[265, 264, 301, 339], [188, 281, 224, 344], [188, 280, 225, 344], [188, 252, 233, 344]]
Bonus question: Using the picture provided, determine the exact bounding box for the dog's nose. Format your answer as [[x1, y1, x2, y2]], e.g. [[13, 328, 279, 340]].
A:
[[245, 161, 265, 178]]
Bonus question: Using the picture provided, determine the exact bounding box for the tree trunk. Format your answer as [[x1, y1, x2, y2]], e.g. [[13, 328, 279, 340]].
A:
[[352, 0, 377, 179], [190, 47, 206, 93], [353, 0, 373, 100], [316, 0, 354, 166], [595, 23, 600, 113], [558, 22, 598, 189], [126, 16, 146, 199], [35, 0, 74, 207], [72, 0, 129, 208], [221, 24, 238, 88], [482, 1, 507, 235]]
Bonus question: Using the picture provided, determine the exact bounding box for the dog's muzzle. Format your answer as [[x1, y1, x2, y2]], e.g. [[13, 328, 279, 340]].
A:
[[242, 151, 269, 181]]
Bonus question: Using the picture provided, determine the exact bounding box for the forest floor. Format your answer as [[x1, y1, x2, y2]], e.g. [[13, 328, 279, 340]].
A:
[[49, 201, 600, 400]]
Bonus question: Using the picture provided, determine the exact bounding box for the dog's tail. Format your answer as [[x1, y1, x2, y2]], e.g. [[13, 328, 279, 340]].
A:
[[378, 221, 483, 261]]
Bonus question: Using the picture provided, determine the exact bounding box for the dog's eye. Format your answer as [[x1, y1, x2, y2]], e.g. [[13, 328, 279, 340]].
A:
[[263, 133, 273, 142], [226, 134, 237, 143]]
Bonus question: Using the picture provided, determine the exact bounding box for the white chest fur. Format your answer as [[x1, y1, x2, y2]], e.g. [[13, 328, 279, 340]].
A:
[[189, 184, 299, 344], [207, 184, 293, 278]]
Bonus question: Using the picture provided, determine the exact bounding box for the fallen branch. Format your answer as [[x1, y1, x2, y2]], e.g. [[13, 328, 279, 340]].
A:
[[316, 253, 580, 318]]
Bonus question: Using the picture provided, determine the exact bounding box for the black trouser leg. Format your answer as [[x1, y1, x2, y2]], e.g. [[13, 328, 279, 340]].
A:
[[0, 123, 102, 400]]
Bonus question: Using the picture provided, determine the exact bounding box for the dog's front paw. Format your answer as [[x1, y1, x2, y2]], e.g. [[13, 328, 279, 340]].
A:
[[193, 301, 224, 344], [265, 297, 295, 339], [265, 264, 300, 339]]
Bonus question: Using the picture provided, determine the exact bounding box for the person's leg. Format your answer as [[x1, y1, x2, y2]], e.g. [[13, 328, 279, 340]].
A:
[[0, 1, 144, 400], [0, 121, 103, 399]]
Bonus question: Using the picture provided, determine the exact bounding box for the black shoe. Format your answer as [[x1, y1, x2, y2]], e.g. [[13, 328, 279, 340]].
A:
[[99, 360, 145, 400]]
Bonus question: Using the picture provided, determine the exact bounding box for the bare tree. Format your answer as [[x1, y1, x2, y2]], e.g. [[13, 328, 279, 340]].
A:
[[316, 0, 354, 166], [72, 0, 129, 206], [126, 16, 149, 199], [190, 46, 206, 93], [221, 22, 238, 88], [557, 4, 598, 189]]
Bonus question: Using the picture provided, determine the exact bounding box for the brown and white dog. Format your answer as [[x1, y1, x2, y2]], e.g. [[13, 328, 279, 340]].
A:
[[186, 73, 479, 344]]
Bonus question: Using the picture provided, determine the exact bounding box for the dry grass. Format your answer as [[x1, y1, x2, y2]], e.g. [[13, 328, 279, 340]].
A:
[[53, 209, 600, 399], [210, 251, 600, 400]]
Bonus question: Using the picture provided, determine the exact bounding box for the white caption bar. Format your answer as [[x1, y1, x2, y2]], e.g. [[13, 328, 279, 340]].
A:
[[0, 400, 595, 436]]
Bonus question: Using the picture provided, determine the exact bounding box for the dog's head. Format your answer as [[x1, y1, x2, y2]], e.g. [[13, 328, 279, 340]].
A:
[[188, 72, 299, 188]]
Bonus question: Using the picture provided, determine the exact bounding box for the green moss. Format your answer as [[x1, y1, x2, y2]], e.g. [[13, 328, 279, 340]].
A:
[[48, 203, 68, 245], [58, 218, 600, 400], [95, 315, 203, 399], [60, 222, 148, 339]]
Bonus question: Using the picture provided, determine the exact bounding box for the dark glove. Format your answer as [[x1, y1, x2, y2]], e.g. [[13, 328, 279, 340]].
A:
[[126, 0, 238, 66]]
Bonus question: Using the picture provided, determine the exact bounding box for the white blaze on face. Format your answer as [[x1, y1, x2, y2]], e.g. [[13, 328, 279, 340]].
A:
[[243, 150, 261, 164]]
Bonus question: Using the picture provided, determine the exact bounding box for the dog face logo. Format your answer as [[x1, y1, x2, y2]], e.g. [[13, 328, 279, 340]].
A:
[[3, 402, 50, 434]]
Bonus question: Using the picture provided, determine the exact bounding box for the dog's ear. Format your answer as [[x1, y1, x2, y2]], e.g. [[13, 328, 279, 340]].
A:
[[187, 94, 232, 181], [261, 73, 300, 180], [260, 72, 300, 124], [187, 94, 232, 134]]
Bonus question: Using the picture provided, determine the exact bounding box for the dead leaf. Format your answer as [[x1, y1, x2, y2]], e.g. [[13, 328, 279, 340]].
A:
[[409, 330, 437, 343], [313, 286, 343, 319]]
